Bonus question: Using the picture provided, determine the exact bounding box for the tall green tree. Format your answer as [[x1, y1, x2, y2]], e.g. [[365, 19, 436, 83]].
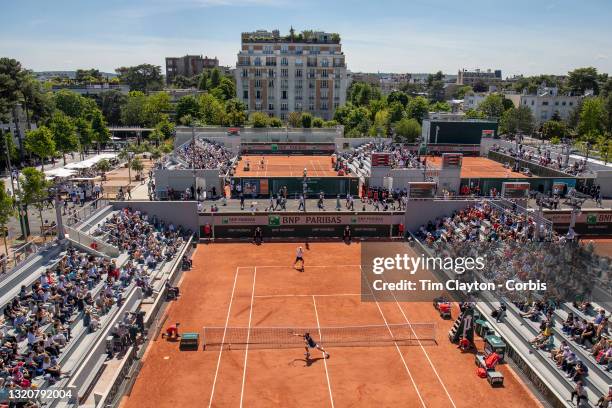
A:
[[578, 98, 607, 141], [500, 106, 535, 136], [199, 94, 225, 125], [541, 120, 568, 140], [249, 112, 270, 128], [567, 67, 600, 95], [24, 126, 56, 171], [97, 89, 127, 125], [115, 64, 164, 92], [223, 99, 246, 127], [478, 94, 505, 118], [176, 95, 200, 122], [406, 96, 429, 124], [19, 167, 51, 240], [49, 112, 78, 164], [121, 91, 147, 126], [53, 89, 97, 118], [0, 181, 15, 255], [209, 68, 221, 88], [74, 117, 93, 158], [394, 118, 421, 143], [143, 92, 171, 126], [91, 109, 111, 152]]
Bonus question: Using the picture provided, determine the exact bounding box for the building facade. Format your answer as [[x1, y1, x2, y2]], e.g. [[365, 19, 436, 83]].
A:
[[234, 29, 350, 121], [519, 87, 583, 125], [165, 55, 219, 84], [457, 68, 502, 87]]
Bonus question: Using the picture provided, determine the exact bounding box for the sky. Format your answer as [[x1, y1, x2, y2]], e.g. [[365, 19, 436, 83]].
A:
[[0, 0, 611, 77]]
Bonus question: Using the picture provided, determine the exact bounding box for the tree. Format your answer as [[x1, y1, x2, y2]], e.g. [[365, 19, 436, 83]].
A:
[[348, 82, 380, 107], [394, 118, 421, 143], [541, 120, 568, 140], [74, 117, 93, 158], [567, 67, 599, 95], [97, 90, 126, 125], [210, 77, 236, 101], [155, 115, 175, 139], [130, 157, 144, 179], [578, 98, 607, 140], [387, 101, 405, 124], [223, 99, 246, 127], [596, 134, 611, 164], [115, 64, 164, 92], [345, 107, 371, 136], [49, 112, 78, 164], [96, 158, 111, 175], [464, 109, 485, 119], [371, 109, 390, 136], [199, 94, 225, 125], [209, 68, 221, 88], [429, 101, 451, 112], [301, 113, 313, 128], [0, 181, 15, 255], [478, 94, 505, 118], [24, 126, 56, 171], [453, 85, 473, 99], [323, 120, 338, 128], [406, 96, 429, 124], [500, 106, 535, 136], [176, 96, 200, 122], [53, 89, 96, 118], [312, 117, 324, 128], [19, 167, 51, 241], [269, 117, 283, 127], [250, 112, 269, 128], [121, 91, 147, 126], [0, 58, 29, 157], [91, 109, 111, 152], [198, 71, 210, 91], [387, 91, 409, 107], [143, 92, 171, 126], [288, 111, 302, 127]]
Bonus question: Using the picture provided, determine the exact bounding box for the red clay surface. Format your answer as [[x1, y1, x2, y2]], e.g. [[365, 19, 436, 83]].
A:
[[121, 243, 540, 408], [235, 155, 338, 177], [427, 157, 529, 179], [580, 237, 612, 257]]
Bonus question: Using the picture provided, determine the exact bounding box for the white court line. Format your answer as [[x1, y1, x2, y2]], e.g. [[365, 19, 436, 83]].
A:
[[312, 295, 335, 408], [254, 293, 363, 298], [248, 264, 362, 269], [362, 268, 427, 408], [208, 267, 241, 408], [310, 159, 320, 178], [386, 277, 457, 408], [239, 267, 257, 408]]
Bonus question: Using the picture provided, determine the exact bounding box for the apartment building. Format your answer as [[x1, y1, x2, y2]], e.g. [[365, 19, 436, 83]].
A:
[[234, 28, 350, 121], [457, 68, 502, 87], [519, 86, 583, 124], [165, 55, 219, 84]]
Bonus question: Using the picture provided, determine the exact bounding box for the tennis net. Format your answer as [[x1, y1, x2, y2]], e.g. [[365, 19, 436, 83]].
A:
[[203, 322, 436, 350]]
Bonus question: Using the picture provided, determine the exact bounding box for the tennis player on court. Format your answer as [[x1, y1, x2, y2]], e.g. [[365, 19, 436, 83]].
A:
[[294, 246, 305, 271], [292, 332, 329, 360]]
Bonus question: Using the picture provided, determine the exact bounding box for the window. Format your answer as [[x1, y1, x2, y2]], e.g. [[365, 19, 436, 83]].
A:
[[542, 101, 549, 106], [334, 102, 339, 109], [294, 102, 302, 110], [321, 90, 328, 99], [256, 90, 261, 99], [295, 58, 303, 66], [254, 57, 261, 66], [321, 80, 328, 88], [255, 102, 261, 110], [296, 69, 302, 78], [248, 45, 254, 54], [281, 44, 288, 54], [308, 69, 316, 78], [243, 90, 248, 99], [334, 81, 340, 89], [282, 90, 288, 100], [242, 69, 248, 77], [541, 111, 547, 120], [263, 45, 273, 54], [321, 58, 329, 67], [562, 101, 566, 106], [296, 46, 302, 54], [281, 57, 288, 66], [269, 80, 274, 88], [321, 70, 329, 78], [295, 80, 303, 89], [309, 103, 315, 111], [281, 79, 288, 89], [555, 101, 559, 106], [321, 101, 328, 110], [255, 69, 262, 77], [281, 103, 288, 111], [255, 79, 261, 87], [268, 103, 274, 110], [531, 100, 534, 106], [281, 69, 288, 77], [569, 102, 573, 106], [266, 57, 276, 66]]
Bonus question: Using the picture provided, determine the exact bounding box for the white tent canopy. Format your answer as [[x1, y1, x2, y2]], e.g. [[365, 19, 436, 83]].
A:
[[44, 168, 77, 179], [64, 153, 118, 170]]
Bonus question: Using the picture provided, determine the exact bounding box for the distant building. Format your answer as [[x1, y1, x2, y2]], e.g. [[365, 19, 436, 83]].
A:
[[50, 83, 130, 95], [165, 55, 219, 84], [235, 28, 350, 121], [457, 68, 502, 87], [519, 85, 583, 124]]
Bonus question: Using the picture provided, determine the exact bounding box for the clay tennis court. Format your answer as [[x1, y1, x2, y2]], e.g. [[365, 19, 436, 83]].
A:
[[121, 242, 539, 408], [235, 155, 338, 177], [427, 157, 529, 179]]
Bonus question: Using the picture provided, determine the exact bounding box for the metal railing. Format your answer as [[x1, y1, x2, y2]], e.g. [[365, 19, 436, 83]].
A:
[[65, 225, 119, 257], [0, 240, 56, 281]]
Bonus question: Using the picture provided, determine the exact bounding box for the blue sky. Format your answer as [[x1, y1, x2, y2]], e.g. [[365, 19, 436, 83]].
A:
[[0, 0, 611, 76]]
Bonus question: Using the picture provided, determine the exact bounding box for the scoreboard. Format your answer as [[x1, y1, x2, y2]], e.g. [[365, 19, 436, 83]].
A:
[[407, 182, 437, 199], [501, 182, 530, 198], [371, 153, 391, 167], [441, 153, 463, 169]]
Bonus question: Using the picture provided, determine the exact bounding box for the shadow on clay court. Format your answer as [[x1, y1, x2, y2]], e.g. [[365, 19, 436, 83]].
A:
[[290, 357, 326, 367]]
